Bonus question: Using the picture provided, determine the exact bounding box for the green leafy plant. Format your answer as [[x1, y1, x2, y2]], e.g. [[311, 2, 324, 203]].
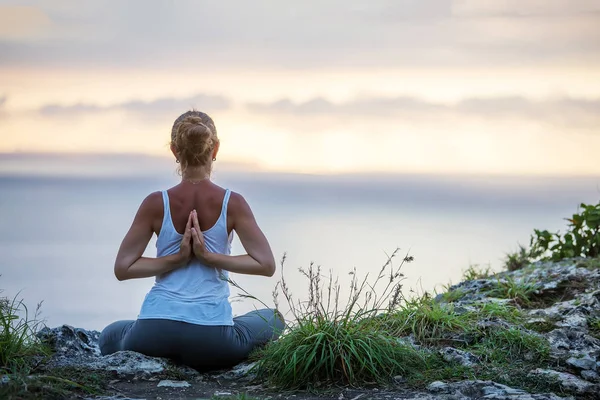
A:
[[529, 202, 600, 261]]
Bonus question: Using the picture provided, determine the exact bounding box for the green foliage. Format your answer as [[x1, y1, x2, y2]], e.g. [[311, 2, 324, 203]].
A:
[[462, 264, 493, 281], [0, 288, 48, 375], [529, 202, 600, 261], [504, 244, 532, 272]]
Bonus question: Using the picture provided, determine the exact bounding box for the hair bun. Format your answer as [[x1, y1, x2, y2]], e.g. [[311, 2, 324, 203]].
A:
[[172, 114, 218, 169]]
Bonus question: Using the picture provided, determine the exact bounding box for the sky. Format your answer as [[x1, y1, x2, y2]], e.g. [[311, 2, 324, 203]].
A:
[[1, 0, 600, 175]]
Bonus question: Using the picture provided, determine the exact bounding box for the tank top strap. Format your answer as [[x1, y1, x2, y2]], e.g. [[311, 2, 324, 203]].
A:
[[220, 189, 231, 219], [161, 190, 171, 227]]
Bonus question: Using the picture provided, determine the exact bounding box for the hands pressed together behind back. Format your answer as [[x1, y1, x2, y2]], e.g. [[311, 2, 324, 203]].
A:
[[177, 210, 210, 265]]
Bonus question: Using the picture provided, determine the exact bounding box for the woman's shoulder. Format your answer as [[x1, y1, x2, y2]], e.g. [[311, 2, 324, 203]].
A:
[[138, 191, 164, 213], [226, 190, 252, 216]]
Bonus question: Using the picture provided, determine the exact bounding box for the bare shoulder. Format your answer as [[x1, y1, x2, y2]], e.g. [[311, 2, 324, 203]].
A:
[[137, 191, 163, 216], [229, 191, 250, 213], [228, 191, 254, 217]]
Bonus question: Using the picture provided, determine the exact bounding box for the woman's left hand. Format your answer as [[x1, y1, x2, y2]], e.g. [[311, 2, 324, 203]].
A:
[[190, 210, 210, 263]]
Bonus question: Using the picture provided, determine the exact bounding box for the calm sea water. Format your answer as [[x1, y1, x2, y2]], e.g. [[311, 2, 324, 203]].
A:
[[1, 171, 599, 331]]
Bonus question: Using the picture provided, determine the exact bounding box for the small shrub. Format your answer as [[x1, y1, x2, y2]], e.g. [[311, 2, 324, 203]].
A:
[[529, 202, 600, 261]]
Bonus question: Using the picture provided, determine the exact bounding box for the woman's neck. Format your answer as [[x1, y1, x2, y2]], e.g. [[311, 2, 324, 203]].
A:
[[182, 166, 211, 184]]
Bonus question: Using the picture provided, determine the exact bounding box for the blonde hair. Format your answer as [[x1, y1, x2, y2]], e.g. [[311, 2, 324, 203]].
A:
[[170, 110, 219, 171]]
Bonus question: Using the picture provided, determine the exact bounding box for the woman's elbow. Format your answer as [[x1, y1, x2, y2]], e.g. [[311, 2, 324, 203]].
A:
[[114, 263, 129, 281], [262, 260, 276, 277]]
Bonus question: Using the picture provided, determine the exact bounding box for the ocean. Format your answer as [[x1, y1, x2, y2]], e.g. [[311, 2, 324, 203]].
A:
[[1, 168, 599, 331]]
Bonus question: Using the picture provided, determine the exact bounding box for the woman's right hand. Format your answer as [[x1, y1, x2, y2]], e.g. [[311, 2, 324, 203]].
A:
[[177, 213, 194, 265]]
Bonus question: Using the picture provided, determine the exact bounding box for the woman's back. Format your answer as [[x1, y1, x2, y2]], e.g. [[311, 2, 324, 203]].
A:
[[138, 182, 235, 326]]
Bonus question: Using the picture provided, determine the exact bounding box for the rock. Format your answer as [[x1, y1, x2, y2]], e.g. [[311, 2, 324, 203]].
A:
[[439, 347, 480, 367], [212, 361, 257, 381], [1, 375, 9, 385], [37, 325, 101, 357], [157, 380, 191, 388], [94, 351, 165, 379], [426, 381, 448, 392], [426, 380, 568, 399], [566, 355, 597, 371], [37, 325, 200, 381], [546, 327, 600, 362], [580, 370, 600, 383], [529, 368, 598, 395]]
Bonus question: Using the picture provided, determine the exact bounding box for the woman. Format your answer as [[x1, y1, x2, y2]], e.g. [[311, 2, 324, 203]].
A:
[[99, 110, 285, 371]]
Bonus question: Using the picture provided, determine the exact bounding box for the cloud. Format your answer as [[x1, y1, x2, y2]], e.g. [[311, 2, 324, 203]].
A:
[[0, 5, 52, 40], [248, 95, 600, 128], [0, 1, 599, 69], [39, 93, 231, 117], [452, 0, 600, 18], [0, 95, 6, 119]]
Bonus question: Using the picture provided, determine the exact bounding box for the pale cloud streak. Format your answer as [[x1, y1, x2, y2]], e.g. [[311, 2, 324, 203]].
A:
[[0, 0, 599, 69], [39, 93, 230, 117], [248, 95, 600, 130]]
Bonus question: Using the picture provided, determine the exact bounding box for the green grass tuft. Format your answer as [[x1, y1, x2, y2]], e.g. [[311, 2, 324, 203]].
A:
[[504, 245, 531, 272], [471, 327, 550, 365], [256, 317, 430, 388], [588, 317, 600, 339], [462, 264, 494, 281], [0, 288, 49, 375], [484, 276, 538, 307], [383, 297, 470, 344]]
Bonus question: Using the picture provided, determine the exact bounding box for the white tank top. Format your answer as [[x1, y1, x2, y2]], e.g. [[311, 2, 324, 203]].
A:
[[137, 189, 234, 325]]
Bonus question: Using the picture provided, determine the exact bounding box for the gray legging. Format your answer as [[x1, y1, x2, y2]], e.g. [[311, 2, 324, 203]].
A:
[[99, 309, 285, 371]]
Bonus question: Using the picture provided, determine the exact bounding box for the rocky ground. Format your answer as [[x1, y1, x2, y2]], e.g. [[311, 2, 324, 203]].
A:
[[2, 258, 600, 400]]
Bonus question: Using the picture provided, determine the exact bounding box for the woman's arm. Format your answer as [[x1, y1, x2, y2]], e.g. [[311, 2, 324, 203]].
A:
[[114, 193, 193, 281], [190, 193, 276, 277]]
